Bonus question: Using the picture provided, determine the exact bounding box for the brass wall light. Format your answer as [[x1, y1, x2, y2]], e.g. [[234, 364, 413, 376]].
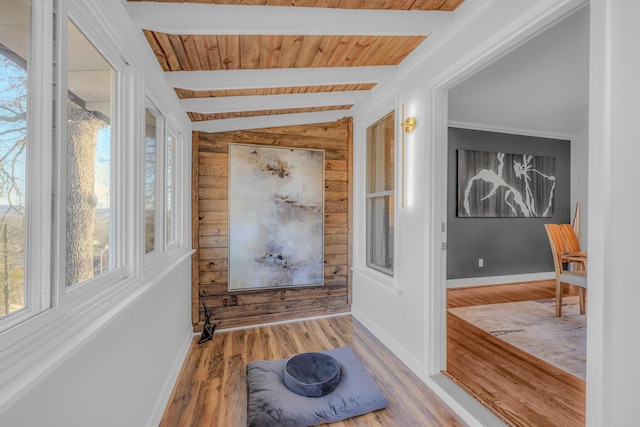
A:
[[401, 105, 416, 207], [402, 116, 417, 134]]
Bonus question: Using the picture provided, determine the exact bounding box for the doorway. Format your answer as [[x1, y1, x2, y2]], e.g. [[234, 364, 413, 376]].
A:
[[430, 4, 590, 426]]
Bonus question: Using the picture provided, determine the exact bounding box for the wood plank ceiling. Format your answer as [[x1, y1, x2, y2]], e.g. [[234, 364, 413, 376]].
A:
[[126, 0, 465, 132]]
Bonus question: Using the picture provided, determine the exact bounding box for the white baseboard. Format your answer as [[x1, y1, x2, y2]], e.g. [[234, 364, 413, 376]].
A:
[[351, 305, 424, 377], [146, 327, 194, 427], [446, 272, 554, 289]]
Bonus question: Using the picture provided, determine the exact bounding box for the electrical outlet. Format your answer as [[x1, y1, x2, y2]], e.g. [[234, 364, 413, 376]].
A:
[[478, 258, 484, 268]]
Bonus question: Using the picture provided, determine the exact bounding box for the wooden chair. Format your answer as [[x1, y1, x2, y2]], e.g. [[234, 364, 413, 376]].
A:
[[544, 224, 587, 317]]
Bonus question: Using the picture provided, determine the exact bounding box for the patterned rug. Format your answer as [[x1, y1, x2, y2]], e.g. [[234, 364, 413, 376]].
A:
[[448, 296, 586, 379]]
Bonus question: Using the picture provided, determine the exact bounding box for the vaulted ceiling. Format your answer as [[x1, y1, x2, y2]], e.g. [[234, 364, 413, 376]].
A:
[[125, 0, 465, 132]]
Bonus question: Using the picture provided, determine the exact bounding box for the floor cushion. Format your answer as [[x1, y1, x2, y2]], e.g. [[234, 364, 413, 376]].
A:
[[246, 346, 387, 427], [283, 352, 341, 397]]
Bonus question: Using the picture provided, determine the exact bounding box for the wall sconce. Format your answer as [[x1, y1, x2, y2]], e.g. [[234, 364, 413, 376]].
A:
[[401, 105, 416, 207], [402, 116, 417, 134]]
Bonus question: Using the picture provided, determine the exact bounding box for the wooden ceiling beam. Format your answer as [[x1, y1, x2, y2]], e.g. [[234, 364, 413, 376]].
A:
[[165, 66, 395, 90], [191, 110, 349, 133], [126, 3, 453, 36], [181, 91, 368, 114]]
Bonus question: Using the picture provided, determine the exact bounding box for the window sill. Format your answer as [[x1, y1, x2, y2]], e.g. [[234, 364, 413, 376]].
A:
[[352, 267, 403, 296]]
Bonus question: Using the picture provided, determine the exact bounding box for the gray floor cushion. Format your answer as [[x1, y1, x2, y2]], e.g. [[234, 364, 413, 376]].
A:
[[284, 352, 341, 397], [246, 346, 388, 427]]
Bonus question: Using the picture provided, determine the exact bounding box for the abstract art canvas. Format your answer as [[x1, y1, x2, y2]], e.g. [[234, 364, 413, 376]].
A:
[[228, 144, 324, 290], [457, 149, 556, 217]]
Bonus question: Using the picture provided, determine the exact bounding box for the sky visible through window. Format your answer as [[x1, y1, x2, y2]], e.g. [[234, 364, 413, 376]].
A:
[[0, 52, 26, 211], [0, 52, 110, 210]]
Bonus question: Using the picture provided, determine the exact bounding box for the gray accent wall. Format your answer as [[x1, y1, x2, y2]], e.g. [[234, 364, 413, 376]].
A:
[[447, 127, 571, 279]]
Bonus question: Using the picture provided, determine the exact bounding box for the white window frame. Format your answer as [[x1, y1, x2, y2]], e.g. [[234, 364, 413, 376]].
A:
[[353, 101, 402, 291], [143, 96, 166, 257], [365, 111, 396, 277], [142, 93, 183, 271], [165, 127, 180, 250], [53, 6, 129, 306], [0, 0, 55, 333]]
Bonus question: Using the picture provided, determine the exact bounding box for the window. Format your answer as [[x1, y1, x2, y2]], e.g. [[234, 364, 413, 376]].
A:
[[144, 101, 161, 254], [366, 112, 395, 276], [65, 20, 116, 288], [166, 130, 177, 246], [0, 0, 185, 334], [0, 0, 30, 317], [144, 98, 178, 257]]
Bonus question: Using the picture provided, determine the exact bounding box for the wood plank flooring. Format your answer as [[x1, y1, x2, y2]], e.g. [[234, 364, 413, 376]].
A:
[[446, 280, 586, 427], [160, 315, 466, 426]]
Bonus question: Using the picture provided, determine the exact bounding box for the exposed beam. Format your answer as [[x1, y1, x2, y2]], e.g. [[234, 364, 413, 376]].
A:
[[191, 110, 350, 133], [165, 66, 395, 91], [126, 3, 452, 36], [181, 91, 368, 114]]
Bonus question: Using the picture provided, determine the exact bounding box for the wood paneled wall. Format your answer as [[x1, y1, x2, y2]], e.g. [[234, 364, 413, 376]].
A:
[[192, 118, 353, 330]]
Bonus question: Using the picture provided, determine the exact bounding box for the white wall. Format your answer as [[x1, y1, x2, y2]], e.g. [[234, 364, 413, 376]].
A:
[[587, 0, 640, 424], [0, 256, 193, 427]]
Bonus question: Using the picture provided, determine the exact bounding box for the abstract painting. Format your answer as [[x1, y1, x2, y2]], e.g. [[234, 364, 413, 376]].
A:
[[228, 144, 324, 290], [457, 149, 556, 217]]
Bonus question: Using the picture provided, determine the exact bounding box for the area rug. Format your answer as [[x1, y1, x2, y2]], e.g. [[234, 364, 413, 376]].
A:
[[448, 296, 586, 379]]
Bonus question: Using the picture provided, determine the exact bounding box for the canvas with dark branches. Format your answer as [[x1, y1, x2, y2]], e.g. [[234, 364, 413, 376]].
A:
[[457, 149, 556, 217], [228, 144, 324, 290]]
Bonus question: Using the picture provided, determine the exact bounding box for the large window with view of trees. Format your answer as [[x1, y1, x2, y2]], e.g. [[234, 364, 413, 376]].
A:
[[0, 0, 29, 318], [65, 20, 116, 288], [366, 111, 395, 276], [0, 0, 183, 334]]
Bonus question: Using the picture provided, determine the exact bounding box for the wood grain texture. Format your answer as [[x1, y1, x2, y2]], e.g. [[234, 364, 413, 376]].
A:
[[188, 105, 352, 121], [144, 32, 427, 72], [194, 119, 352, 330], [446, 280, 585, 427], [174, 83, 376, 99], [130, 0, 465, 12], [160, 315, 467, 427]]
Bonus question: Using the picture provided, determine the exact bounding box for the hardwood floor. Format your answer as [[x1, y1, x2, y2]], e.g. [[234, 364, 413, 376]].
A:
[[446, 280, 586, 427], [160, 315, 466, 426]]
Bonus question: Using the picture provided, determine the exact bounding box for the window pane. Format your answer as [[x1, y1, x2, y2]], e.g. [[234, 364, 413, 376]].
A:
[[166, 131, 176, 245], [0, 0, 29, 315], [366, 112, 395, 194], [366, 195, 394, 274], [66, 21, 114, 288], [366, 111, 395, 276], [144, 106, 157, 254]]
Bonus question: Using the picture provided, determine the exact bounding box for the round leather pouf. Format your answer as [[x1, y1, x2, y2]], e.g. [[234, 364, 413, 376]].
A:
[[283, 352, 341, 397]]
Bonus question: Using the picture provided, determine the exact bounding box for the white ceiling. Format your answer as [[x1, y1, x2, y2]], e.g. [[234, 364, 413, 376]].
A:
[[448, 6, 589, 138]]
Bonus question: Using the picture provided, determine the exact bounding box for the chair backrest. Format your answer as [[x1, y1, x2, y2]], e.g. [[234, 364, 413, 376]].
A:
[[559, 223, 582, 253], [559, 223, 586, 271], [544, 224, 565, 278]]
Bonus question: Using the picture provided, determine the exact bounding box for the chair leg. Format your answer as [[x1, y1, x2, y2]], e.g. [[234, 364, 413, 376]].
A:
[[579, 287, 586, 315], [556, 278, 563, 317]]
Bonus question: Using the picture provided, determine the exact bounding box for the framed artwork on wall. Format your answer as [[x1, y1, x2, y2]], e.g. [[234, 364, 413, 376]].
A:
[[228, 144, 325, 290], [457, 149, 556, 218]]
